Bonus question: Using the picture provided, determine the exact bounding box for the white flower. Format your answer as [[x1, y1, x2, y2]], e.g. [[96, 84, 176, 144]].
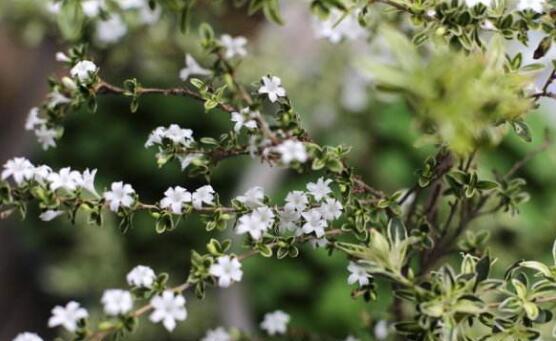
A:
[[139, 2, 161, 24], [56, 52, 71, 63], [285, 191, 308, 211], [219, 34, 247, 59], [517, 0, 544, 12], [236, 213, 267, 240], [260, 310, 290, 336], [12, 332, 43, 341], [70, 60, 98, 83], [48, 301, 88, 332], [161, 186, 192, 214], [201, 327, 231, 341], [96, 15, 128, 44], [101, 289, 133, 316], [177, 153, 202, 171], [252, 206, 275, 227], [192, 185, 215, 209], [145, 126, 166, 147], [236, 186, 265, 208], [33, 165, 52, 184], [104, 181, 135, 211], [77, 168, 99, 196], [127, 265, 156, 288], [344, 336, 360, 341], [301, 208, 327, 238], [47, 90, 71, 109], [119, 0, 144, 9], [278, 207, 301, 233], [276, 140, 307, 165], [179, 54, 211, 81], [307, 177, 332, 201], [34, 125, 57, 150], [464, 0, 491, 7], [209, 255, 243, 288], [309, 237, 329, 249], [231, 108, 258, 132], [25, 107, 45, 131], [48, 167, 82, 192], [374, 320, 389, 340], [149, 291, 187, 331], [164, 124, 194, 146], [347, 261, 370, 287], [319, 198, 343, 221], [39, 210, 64, 222], [313, 9, 368, 43], [258, 76, 286, 103], [2, 157, 34, 185], [46, 1, 61, 14], [82, 0, 104, 17]]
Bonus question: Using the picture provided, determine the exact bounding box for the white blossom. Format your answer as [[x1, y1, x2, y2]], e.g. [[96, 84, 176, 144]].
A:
[[258, 76, 286, 103], [70, 60, 98, 83], [347, 261, 370, 286], [77, 168, 99, 196], [39, 210, 64, 222], [313, 9, 367, 43], [179, 54, 211, 81], [252, 206, 275, 227], [48, 301, 88, 332], [236, 186, 265, 208], [192, 185, 215, 209], [82, 0, 104, 17], [309, 237, 329, 249], [46, 1, 61, 14], [127, 265, 156, 288], [374, 320, 389, 340], [145, 126, 166, 147], [25, 108, 45, 131], [34, 125, 57, 150], [344, 336, 360, 341], [55, 52, 71, 63], [104, 181, 135, 211], [47, 90, 71, 109], [160, 186, 192, 214], [164, 124, 194, 146], [307, 177, 332, 201], [48, 167, 82, 192], [231, 108, 258, 132], [236, 213, 268, 240], [276, 140, 307, 164], [101, 289, 133, 316], [301, 208, 327, 238], [119, 0, 144, 9], [12, 332, 43, 341], [2, 157, 34, 185], [278, 207, 301, 233], [96, 15, 128, 44], [61, 77, 78, 90], [33, 165, 52, 184], [177, 153, 202, 171], [139, 2, 161, 24], [517, 0, 544, 12], [260, 310, 290, 336], [464, 0, 491, 7], [285, 190, 308, 211], [209, 255, 243, 288], [149, 291, 187, 331], [319, 198, 343, 221], [219, 34, 247, 59], [201, 327, 231, 341]]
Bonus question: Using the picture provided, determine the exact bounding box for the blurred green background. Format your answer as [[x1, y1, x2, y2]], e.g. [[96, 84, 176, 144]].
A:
[[1, 1, 556, 340]]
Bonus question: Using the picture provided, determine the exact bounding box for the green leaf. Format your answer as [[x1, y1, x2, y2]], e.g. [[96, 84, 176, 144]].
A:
[[511, 120, 532, 142]]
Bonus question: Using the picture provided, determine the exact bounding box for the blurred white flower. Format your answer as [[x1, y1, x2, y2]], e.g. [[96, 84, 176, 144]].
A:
[[347, 261, 370, 286], [25, 107, 45, 131], [179, 54, 211, 81], [517, 0, 544, 12], [201, 327, 231, 341], [192, 185, 215, 209], [301, 208, 327, 237], [313, 10, 367, 43], [70, 60, 98, 83], [104, 181, 135, 211], [77, 168, 99, 196], [465, 0, 491, 7], [2, 157, 34, 185], [319, 198, 343, 221], [48, 301, 88, 332], [285, 191, 308, 211], [34, 125, 57, 150], [258, 76, 286, 102], [12, 332, 43, 341], [276, 140, 307, 164], [209, 255, 243, 288], [236, 186, 265, 208], [48, 167, 82, 192], [278, 207, 301, 233], [149, 291, 187, 331], [161, 186, 192, 214], [118, 0, 144, 10], [127, 265, 156, 288], [82, 0, 104, 17], [231, 108, 258, 132], [307, 177, 332, 201], [47, 90, 71, 108], [39, 210, 64, 222], [96, 15, 127, 44], [101, 289, 133, 316], [236, 213, 268, 240], [219, 34, 247, 59], [55, 52, 71, 63], [374, 320, 389, 340], [260, 310, 290, 336]]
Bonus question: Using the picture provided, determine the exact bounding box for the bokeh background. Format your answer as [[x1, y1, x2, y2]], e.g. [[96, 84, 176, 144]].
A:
[[1, 1, 556, 340]]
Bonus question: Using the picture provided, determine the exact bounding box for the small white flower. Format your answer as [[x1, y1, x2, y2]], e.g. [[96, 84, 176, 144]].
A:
[[236, 213, 268, 240], [236, 186, 265, 208], [164, 124, 194, 146], [161, 186, 192, 214], [25, 108, 45, 131], [127, 265, 156, 288], [278, 207, 301, 233], [46, 1, 62, 14], [209, 255, 243, 288], [104, 181, 135, 211], [145, 126, 166, 147], [70, 60, 98, 83], [39, 210, 64, 222], [101, 289, 133, 316], [2, 157, 34, 185], [139, 2, 161, 24], [96, 15, 128, 44], [313, 9, 368, 43], [201, 327, 231, 341], [47, 90, 71, 109], [177, 153, 202, 171], [307, 177, 332, 201], [252, 206, 275, 227], [276, 140, 307, 164], [517, 0, 544, 12], [149, 291, 187, 331], [56, 52, 71, 63], [260, 310, 290, 336], [33, 165, 52, 184], [77, 168, 99, 196], [481, 20, 496, 30], [231, 108, 258, 133], [374, 320, 389, 340], [464, 0, 491, 7], [319, 198, 343, 221], [82, 0, 104, 17], [219, 34, 248, 59], [62, 77, 78, 90], [48, 167, 82, 192], [12, 332, 43, 341], [119, 0, 144, 9], [309, 237, 329, 249], [347, 261, 370, 287], [285, 191, 308, 211], [192, 185, 215, 209], [48, 301, 88, 332], [179, 54, 211, 81], [301, 208, 327, 238], [34, 125, 57, 150], [258, 76, 286, 103]]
